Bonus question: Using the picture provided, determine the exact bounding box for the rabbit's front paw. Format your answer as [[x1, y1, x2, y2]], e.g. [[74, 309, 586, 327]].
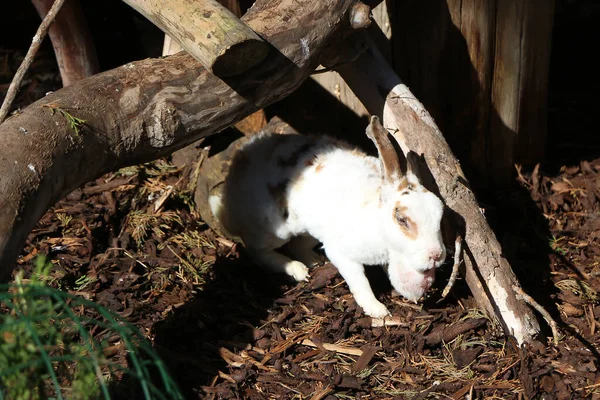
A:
[[286, 261, 310, 282], [361, 300, 391, 319]]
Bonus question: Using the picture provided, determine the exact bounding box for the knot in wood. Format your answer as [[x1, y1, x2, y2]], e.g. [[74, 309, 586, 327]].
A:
[[350, 2, 372, 29]]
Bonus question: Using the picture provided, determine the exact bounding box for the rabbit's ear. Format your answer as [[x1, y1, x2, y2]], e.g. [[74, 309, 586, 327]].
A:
[[366, 116, 401, 182]]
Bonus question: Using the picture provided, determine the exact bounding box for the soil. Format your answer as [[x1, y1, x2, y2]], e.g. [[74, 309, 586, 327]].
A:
[[2, 1, 600, 399]]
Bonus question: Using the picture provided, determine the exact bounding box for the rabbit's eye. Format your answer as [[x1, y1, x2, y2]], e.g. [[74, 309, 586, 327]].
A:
[[395, 209, 410, 229]]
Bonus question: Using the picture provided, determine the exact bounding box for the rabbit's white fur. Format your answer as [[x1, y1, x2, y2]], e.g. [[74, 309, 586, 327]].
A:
[[210, 118, 446, 318]]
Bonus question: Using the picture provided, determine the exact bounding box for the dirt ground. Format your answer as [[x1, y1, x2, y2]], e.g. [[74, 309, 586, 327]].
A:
[[2, 1, 600, 399]]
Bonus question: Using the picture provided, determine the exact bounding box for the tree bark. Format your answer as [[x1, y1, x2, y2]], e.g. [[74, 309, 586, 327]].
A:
[[122, 0, 269, 77], [162, 0, 244, 57], [335, 34, 540, 345], [31, 0, 99, 86], [0, 0, 365, 281]]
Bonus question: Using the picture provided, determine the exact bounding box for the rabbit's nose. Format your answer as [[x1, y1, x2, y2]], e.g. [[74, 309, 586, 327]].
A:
[[429, 249, 444, 262]]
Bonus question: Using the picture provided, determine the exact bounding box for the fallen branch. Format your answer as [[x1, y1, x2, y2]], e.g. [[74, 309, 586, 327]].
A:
[[335, 33, 541, 344], [371, 316, 408, 328], [513, 285, 560, 345], [440, 236, 463, 300], [424, 318, 488, 346], [0, 0, 66, 122], [0, 0, 372, 280]]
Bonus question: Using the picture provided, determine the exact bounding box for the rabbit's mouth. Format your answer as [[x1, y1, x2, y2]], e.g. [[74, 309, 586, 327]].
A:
[[388, 265, 436, 301]]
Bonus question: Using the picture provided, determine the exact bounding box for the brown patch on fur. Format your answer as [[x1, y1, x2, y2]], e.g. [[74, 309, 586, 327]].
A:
[[315, 163, 324, 172], [397, 178, 416, 194], [268, 180, 289, 219], [278, 141, 317, 168], [397, 179, 409, 191], [394, 203, 418, 240]]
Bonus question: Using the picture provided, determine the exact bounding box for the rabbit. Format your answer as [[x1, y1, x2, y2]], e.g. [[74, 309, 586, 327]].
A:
[[209, 116, 446, 318]]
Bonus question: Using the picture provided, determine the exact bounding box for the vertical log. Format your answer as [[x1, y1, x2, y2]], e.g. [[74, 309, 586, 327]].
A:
[[30, 0, 99, 86], [455, 0, 495, 184]]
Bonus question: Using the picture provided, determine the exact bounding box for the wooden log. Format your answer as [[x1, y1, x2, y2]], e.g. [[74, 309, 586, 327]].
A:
[[335, 34, 540, 344], [31, 0, 99, 86], [162, 35, 183, 57], [0, 0, 366, 280], [388, 0, 555, 187], [122, 0, 269, 77], [162, 0, 243, 57]]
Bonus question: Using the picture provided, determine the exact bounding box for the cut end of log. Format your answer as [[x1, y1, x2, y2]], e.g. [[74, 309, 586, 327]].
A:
[[212, 39, 270, 77]]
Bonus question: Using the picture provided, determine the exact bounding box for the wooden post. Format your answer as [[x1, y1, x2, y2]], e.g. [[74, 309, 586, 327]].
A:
[[388, 0, 555, 187], [31, 0, 99, 86], [122, 0, 269, 77]]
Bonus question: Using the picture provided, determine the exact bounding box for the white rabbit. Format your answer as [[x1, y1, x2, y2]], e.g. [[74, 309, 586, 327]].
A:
[[209, 116, 446, 318]]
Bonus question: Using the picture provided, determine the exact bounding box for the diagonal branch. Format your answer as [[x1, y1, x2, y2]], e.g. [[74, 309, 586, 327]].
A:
[[0, 0, 66, 123]]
